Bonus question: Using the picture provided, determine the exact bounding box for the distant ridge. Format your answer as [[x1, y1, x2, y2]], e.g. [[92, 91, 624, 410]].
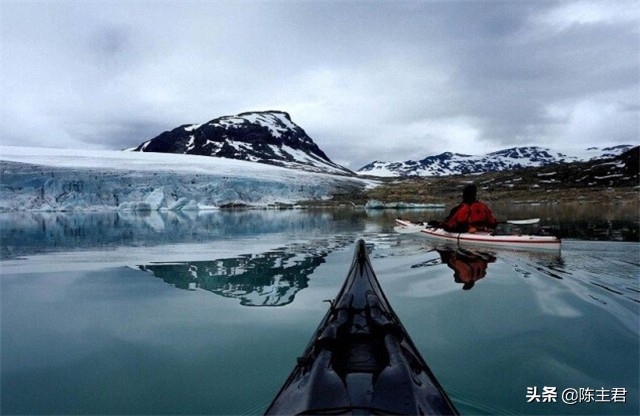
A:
[[357, 145, 636, 177], [130, 111, 353, 175]]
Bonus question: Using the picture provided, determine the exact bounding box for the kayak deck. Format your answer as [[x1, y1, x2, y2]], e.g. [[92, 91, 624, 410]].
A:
[[395, 218, 561, 251], [265, 239, 458, 415]]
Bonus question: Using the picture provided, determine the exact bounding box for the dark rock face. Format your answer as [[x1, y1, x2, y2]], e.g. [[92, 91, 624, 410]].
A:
[[132, 111, 353, 175]]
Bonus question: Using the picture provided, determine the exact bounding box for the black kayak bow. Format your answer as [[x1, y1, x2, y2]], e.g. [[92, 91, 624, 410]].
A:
[[265, 239, 458, 415]]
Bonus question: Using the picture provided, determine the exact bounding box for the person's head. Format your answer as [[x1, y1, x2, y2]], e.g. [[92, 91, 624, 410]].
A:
[[462, 184, 477, 204]]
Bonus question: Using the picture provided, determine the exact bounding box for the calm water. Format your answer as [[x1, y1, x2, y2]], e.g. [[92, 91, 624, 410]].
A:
[[1, 207, 638, 415]]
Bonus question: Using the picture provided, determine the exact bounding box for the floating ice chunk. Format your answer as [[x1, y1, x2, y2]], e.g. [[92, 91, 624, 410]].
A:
[[118, 201, 152, 211], [145, 188, 165, 210], [169, 197, 199, 211], [183, 200, 199, 211], [364, 200, 445, 209]]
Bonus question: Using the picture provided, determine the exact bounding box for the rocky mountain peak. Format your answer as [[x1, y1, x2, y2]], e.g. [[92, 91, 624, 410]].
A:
[[131, 110, 353, 175], [358, 145, 636, 177]]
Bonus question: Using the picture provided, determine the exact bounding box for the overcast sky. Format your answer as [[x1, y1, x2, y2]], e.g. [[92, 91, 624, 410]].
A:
[[2, 0, 638, 169]]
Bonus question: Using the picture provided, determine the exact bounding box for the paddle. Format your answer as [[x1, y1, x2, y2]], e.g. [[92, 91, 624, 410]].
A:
[[501, 218, 540, 225], [394, 223, 425, 234]]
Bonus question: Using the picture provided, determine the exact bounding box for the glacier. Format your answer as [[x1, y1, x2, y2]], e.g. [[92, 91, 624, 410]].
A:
[[0, 146, 373, 212]]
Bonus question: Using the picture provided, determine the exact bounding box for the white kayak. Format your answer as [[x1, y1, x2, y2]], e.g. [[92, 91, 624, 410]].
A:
[[395, 218, 561, 251]]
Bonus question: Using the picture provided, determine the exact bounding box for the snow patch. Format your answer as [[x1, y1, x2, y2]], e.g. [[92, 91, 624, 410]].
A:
[[184, 124, 202, 132], [186, 135, 196, 151]]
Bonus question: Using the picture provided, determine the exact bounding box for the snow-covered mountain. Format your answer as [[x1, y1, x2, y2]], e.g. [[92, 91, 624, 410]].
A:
[[357, 145, 636, 177], [130, 110, 353, 176]]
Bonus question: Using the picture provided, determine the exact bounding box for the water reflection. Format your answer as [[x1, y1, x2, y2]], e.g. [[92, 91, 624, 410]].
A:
[[408, 242, 567, 290], [2, 204, 637, 261], [410, 246, 496, 290], [438, 248, 496, 290], [137, 238, 353, 306], [413, 241, 637, 308], [0, 210, 366, 259]]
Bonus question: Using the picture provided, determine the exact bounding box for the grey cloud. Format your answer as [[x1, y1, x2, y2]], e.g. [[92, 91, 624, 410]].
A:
[[1, 1, 637, 167], [67, 120, 172, 150]]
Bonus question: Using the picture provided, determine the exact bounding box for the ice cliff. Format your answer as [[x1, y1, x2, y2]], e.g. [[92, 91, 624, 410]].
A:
[[0, 147, 370, 212]]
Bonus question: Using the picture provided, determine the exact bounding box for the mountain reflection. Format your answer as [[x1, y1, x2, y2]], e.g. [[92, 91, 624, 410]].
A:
[[138, 239, 351, 306]]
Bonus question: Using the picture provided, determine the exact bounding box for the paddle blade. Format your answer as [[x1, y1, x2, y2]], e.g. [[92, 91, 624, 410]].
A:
[[394, 224, 425, 234], [506, 218, 540, 225]]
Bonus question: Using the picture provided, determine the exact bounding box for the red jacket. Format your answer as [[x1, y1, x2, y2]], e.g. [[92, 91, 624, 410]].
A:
[[445, 201, 497, 232]]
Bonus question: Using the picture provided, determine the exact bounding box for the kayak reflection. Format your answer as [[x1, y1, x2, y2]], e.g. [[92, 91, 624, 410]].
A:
[[411, 243, 566, 289], [137, 239, 351, 306], [438, 247, 496, 290]]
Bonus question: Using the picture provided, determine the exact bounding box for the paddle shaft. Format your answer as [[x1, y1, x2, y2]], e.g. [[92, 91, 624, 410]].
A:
[[413, 218, 540, 227]]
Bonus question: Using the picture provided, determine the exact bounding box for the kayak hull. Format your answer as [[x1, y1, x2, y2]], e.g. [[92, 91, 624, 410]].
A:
[[265, 239, 458, 415], [395, 219, 561, 251]]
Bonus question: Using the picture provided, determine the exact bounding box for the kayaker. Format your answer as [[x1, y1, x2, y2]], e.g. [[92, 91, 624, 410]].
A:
[[443, 184, 497, 233]]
